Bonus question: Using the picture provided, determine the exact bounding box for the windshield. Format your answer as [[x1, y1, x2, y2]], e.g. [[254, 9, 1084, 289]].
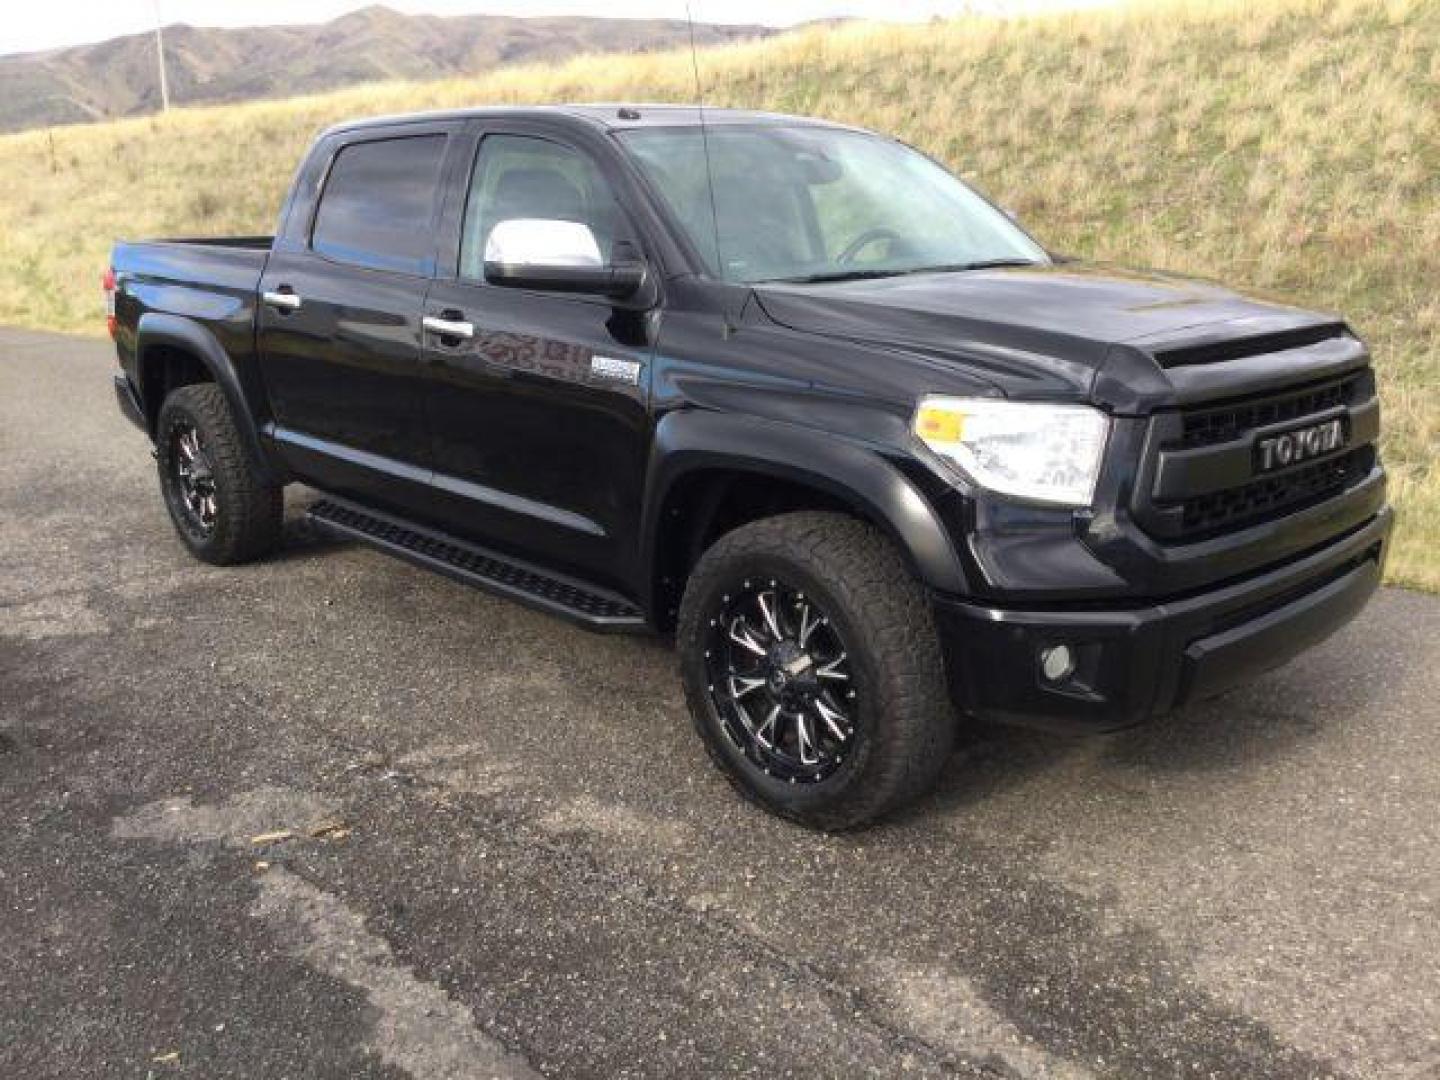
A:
[[619, 124, 1049, 284]]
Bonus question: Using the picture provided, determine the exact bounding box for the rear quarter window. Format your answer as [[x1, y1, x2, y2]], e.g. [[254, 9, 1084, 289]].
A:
[[311, 134, 447, 275]]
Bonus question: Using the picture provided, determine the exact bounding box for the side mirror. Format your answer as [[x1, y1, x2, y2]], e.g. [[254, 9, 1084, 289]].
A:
[[483, 219, 647, 301]]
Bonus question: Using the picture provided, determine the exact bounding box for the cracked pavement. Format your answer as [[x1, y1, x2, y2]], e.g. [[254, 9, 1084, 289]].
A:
[[2, 328, 1437, 1078]]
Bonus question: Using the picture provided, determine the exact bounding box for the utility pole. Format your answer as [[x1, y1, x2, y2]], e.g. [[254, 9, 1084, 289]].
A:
[[153, 0, 170, 113]]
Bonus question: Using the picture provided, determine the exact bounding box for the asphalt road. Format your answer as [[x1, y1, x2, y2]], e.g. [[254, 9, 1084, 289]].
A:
[[2, 326, 1437, 1079]]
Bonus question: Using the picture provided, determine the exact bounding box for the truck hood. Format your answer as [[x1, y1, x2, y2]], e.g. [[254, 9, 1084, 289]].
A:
[[753, 262, 1342, 406]]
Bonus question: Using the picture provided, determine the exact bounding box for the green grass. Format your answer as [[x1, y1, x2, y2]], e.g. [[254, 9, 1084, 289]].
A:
[[0, 0, 1434, 587]]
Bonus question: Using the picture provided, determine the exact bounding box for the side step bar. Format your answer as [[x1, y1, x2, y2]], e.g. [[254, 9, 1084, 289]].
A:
[[306, 498, 647, 633]]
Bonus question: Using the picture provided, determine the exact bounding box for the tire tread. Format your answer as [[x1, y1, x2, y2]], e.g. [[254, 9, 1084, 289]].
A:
[[677, 512, 955, 830], [157, 384, 282, 565]]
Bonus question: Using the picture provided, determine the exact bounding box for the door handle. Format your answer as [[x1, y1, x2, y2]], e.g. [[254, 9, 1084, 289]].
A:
[[423, 315, 474, 340], [262, 289, 301, 311]]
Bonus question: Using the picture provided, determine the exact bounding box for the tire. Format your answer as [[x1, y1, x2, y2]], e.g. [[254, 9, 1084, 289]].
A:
[[676, 512, 956, 830], [155, 384, 283, 566]]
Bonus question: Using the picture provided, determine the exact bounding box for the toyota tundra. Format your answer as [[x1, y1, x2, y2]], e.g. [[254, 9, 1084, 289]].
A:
[[107, 106, 1392, 828]]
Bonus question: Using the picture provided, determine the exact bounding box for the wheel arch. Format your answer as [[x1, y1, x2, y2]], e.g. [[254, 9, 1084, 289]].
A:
[[135, 313, 284, 484], [642, 411, 968, 629]]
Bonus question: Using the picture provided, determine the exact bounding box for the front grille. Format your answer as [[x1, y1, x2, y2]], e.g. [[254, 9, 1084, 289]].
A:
[[1135, 369, 1379, 542], [1178, 445, 1374, 538], [1179, 374, 1362, 449]]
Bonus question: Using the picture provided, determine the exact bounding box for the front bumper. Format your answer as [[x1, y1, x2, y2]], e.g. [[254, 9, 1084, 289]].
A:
[[934, 506, 1392, 732]]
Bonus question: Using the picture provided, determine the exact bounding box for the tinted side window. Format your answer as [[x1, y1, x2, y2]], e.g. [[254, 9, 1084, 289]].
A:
[[459, 135, 628, 280], [312, 135, 446, 274]]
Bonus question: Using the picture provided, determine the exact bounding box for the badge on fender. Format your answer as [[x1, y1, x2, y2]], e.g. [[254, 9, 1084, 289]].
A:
[[590, 355, 641, 385]]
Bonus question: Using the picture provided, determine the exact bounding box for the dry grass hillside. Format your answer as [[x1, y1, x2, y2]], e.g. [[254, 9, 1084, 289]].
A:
[[0, 0, 1434, 588]]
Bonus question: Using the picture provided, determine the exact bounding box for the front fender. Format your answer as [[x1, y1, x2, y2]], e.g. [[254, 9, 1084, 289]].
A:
[[641, 410, 968, 605], [135, 312, 285, 483]]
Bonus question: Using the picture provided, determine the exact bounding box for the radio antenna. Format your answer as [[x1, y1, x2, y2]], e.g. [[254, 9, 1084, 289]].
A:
[[684, 2, 724, 279]]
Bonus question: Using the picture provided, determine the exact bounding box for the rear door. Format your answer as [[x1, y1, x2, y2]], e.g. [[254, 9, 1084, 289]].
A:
[[257, 122, 460, 511], [416, 122, 658, 592]]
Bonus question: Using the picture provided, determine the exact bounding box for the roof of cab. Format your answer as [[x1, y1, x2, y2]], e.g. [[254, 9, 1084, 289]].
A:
[[321, 104, 858, 138]]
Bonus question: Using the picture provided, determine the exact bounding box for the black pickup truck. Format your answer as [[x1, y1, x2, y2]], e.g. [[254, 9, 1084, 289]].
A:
[[109, 105, 1391, 828]]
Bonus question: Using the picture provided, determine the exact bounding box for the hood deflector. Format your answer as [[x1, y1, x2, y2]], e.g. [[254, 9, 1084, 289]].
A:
[[1152, 323, 1348, 369]]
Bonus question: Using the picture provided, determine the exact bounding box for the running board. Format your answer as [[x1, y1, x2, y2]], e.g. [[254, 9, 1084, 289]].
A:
[[306, 498, 647, 633]]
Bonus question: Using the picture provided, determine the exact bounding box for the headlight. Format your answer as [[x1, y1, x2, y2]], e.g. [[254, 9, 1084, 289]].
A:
[[913, 396, 1110, 508]]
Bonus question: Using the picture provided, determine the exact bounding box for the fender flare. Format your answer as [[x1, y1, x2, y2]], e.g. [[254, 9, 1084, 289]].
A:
[[641, 410, 969, 608], [135, 312, 285, 483]]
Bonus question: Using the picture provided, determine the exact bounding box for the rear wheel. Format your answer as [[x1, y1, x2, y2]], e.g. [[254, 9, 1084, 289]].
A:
[[676, 512, 955, 830], [156, 384, 283, 565]]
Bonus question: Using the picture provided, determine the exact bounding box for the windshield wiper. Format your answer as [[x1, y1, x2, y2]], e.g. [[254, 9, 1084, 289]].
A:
[[760, 269, 911, 285], [926, 258, 1043, 273], [761, 259, 1043, 285]]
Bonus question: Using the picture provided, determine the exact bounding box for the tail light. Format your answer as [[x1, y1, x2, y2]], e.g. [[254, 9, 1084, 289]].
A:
[[102, 267, 117, 338]]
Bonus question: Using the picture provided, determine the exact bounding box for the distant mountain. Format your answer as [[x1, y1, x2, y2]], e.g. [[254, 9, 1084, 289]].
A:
[[0, 5, 774, 133]]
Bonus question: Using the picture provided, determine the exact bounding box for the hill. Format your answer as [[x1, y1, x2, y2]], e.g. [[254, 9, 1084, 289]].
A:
[[0, 5, 772, 132], [0, 0, 1433, 588]]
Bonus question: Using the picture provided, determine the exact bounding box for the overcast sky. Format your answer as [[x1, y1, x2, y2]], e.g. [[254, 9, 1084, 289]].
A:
[[1, 0, 1114, 56]]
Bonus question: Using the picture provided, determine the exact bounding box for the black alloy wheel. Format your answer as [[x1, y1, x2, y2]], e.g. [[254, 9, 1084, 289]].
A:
[[677, 512, 956, 830], [703, 577, 857, 784], [155, 383, 283, 565], [168, 421, 219, 538]]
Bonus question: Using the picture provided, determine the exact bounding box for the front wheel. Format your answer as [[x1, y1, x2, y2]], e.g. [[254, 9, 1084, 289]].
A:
[[676, 512, 956, 830]]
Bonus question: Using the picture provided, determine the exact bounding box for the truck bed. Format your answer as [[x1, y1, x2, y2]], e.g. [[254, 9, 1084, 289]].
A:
[[112, 236, 273, 329], [109, 236, 277, 429]]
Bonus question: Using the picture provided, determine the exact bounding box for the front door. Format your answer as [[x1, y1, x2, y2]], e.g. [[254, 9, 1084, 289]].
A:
[[257, 123, 458, 512], [418, 127, 656, 593]]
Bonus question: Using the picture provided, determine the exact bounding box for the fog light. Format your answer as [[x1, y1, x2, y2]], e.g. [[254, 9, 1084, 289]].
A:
[[1039, 645, 1076, 684]]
